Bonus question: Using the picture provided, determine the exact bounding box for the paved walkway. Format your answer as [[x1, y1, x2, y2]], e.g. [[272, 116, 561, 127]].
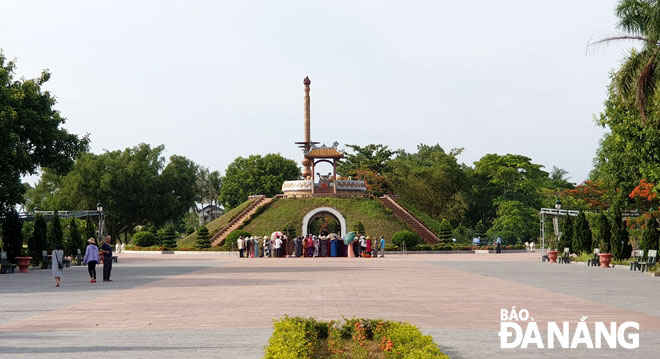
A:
[[0, 252, 658, 358]]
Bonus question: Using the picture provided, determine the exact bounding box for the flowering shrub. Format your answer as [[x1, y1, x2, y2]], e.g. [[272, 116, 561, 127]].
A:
[[264, 317, 448, 358]]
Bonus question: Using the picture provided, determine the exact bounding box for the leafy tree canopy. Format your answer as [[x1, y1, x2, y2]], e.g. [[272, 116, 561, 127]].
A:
[[25, 144, 198, 241], [219, 154, 300, 209], [0, 52, 89, 214]]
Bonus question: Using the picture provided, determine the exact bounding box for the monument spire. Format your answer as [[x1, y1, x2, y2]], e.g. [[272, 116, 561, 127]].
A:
[[295, 76, 317, 179]]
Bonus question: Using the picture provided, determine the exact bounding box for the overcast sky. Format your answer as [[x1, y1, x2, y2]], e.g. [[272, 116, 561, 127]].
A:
[[1, 0, 634, 184]]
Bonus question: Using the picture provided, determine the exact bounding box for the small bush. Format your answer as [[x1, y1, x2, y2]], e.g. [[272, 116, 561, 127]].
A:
[[414, 244, 433, 251], [391, 230, 421, 249], [161, 225, 177, 249], [384, 244, 400, 251], [195, 227, 211, 249], [133, 231, 158, 247], [264, 316, 319, 359]]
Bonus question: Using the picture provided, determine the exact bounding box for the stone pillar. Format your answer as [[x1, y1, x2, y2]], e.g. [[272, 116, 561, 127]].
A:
[[301, 77, 312, 179], [311, 160, 315, 194], [333, 159, 337, 194]]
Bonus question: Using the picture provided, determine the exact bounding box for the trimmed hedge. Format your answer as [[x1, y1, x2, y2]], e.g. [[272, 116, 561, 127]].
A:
[[264, 316, 448, 359]]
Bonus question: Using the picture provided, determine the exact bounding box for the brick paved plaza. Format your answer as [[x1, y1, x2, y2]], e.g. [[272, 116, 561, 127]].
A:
[[1, 252, 659, 358]]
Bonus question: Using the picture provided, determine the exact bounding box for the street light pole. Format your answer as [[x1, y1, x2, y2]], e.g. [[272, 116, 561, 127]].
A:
[[96, 201, 103, 242]]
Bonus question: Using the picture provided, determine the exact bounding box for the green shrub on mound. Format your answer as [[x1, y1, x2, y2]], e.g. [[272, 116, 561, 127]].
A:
[[391, 230, 421, 249], [264, 316, 449, 359], [133, 231, 158, 247]]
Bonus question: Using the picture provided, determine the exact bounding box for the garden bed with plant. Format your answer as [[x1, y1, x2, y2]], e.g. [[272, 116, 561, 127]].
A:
[[264, 316, 449, 359]]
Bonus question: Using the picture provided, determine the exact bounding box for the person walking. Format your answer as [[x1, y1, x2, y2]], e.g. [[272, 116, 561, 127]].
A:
[[380, 236, 385, 258], [101, 235, 113, 282], [52, 243, 64, 287], [83, 238, 99, 283], [496, 237, 502, 254]]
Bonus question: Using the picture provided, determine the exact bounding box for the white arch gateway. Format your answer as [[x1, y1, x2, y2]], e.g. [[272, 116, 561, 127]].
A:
[[301, 207, 347, 237]]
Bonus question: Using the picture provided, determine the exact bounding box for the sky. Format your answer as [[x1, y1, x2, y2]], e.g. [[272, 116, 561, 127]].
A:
[[1, 0, 635, 184]]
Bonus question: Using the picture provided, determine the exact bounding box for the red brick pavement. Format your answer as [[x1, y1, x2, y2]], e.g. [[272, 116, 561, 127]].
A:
[[1, 253, 658, 333]]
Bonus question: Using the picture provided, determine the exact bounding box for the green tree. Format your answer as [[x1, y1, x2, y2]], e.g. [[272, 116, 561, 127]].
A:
[[470, 153, 547, 233], [67, 218, 84, 257], [84, 216, 96, 242], [474, 220, 487, 239], [486, 200, 538, 245], [592, 0, 660, 124], [0, 52, 89, 215], [388, 144, 468, 223], [28, 214, 47, 265], [161, 225, 177, 249], [47, 213, 63, 252], [195, 227, 211, 249], [337, 144, 398, 176], [30, 145, 198, 241], [640, 215, 660, 253], [437, 219, 453, 244], [573, 212, 592, 255], [219, 154, 300, 209], [1, 209, 23, 262], [610, 210, 631, 260], [595, 212, 612, 253], [560, 214, 574, 251]]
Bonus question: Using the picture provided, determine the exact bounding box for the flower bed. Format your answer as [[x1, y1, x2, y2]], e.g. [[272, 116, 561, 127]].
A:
[[264, 316, 449, 359], [385, 243, 526, 251], [123, 244, 227, 251]]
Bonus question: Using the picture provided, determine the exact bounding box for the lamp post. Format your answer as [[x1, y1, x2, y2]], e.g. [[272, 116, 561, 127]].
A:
[[96, 201, 104, 242]]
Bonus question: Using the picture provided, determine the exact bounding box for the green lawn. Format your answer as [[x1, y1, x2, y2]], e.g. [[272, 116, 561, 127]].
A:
[[241, 197, 408, 239], [177, 199, 254, 247]]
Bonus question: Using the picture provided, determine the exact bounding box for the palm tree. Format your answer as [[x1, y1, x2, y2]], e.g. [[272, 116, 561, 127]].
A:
[[207, 170, 222, 219], [550, 166, 570, 181], [592, 0, 660, 124]]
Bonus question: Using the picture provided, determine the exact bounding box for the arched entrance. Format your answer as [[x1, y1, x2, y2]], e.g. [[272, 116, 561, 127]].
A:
[[302, 207, 347, 237]]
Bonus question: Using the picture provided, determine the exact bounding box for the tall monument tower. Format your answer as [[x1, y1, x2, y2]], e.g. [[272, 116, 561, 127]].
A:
[[295, 76, 318, 179]]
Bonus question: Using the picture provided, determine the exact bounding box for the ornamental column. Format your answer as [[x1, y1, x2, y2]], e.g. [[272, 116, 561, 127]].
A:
[[301, 77, 312, 179]]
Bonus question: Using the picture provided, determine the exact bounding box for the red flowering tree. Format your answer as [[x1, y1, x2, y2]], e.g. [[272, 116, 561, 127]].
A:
[[560, 180, 608, 209]]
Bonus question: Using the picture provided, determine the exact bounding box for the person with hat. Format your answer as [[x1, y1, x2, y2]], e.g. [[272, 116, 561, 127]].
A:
[[237, 236, 245, 258], [359, 236, 367, 257], [83, 238, 100, 283]]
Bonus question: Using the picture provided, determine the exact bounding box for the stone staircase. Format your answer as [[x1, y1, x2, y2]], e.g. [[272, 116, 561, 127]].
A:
[[210, 196, 273, 247], [378, 195, 440, 244]]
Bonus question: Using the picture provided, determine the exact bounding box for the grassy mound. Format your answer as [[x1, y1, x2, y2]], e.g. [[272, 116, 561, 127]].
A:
[[177, 199, 254, 247], [241, 197, 408, 239]]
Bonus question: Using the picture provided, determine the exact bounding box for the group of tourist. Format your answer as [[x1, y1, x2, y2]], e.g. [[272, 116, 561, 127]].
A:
[[236, 234, 386, 258], [51, 235, 114, 287]]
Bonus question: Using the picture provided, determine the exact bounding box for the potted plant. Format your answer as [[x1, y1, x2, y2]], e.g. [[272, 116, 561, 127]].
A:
[[598, 240, 613, 268], [15, 248, 33, 273], [547, 235, 559, 263]]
